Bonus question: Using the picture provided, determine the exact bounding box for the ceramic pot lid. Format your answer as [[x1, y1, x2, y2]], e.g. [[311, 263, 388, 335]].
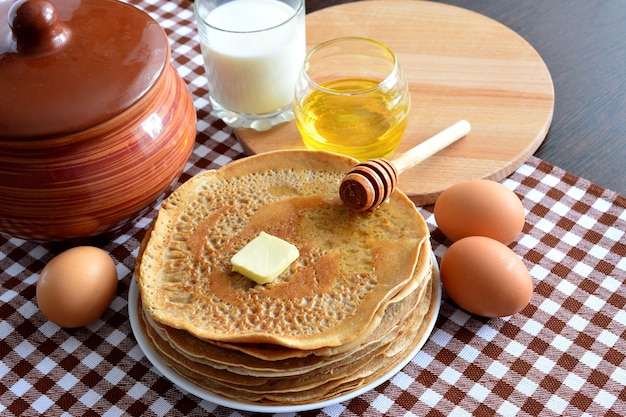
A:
[[0, 0, 168, 139]]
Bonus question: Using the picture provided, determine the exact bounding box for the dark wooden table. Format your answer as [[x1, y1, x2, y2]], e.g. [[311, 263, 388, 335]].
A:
[[307, 0, 626, 196]]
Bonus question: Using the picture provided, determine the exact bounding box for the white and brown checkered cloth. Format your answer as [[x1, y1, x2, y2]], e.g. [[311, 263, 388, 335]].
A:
[[1, 1, 624, 415]]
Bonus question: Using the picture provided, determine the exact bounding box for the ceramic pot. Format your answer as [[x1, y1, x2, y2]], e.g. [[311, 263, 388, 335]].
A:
[[0, 0, 196, 240]]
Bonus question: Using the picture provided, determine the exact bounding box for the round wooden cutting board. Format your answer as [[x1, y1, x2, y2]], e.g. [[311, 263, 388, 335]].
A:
[[235, 0, 554, 205]]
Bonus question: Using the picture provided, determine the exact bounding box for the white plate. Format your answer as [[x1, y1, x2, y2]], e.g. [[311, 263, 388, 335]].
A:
[[128, 252, 441, 413]]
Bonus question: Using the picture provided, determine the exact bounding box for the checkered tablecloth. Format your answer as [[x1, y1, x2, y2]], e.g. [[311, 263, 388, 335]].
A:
[[1, 1, 625, 415]]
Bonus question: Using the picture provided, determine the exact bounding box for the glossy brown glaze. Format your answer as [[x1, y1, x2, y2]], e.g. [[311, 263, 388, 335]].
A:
[[0, 0, 167, 138], [0, 0, 196, 240], [7, 0, 70, 55], [0, 61, 196, 240]]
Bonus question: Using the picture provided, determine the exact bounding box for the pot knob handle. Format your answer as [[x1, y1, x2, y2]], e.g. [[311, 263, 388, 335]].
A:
[[8, 0, 70, 54]]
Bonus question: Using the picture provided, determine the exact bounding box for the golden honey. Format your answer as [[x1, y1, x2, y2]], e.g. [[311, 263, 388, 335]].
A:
[[294, 37, 410, 161], [296, 78, 409, 160]]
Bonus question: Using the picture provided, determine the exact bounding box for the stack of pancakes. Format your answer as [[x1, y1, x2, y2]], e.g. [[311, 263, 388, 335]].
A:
[[134, 150, 437, 405]]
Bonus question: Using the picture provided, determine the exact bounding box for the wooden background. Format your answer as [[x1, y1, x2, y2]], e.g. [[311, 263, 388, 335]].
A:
[[303, 0, 626, 196], [237, 0, 555, 205]]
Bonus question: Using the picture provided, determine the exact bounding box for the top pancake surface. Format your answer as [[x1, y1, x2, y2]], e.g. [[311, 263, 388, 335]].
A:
[[137, 150, 429, 349]]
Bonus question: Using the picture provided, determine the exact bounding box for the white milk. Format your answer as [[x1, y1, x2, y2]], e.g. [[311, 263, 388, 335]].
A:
[[200, 0, 305, 115]]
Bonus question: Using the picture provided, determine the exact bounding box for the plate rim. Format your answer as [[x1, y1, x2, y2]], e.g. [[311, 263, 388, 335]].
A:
[[128, 251, 441, 413]]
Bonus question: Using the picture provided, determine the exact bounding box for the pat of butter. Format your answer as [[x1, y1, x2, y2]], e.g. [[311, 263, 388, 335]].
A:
[[231, 232, 299, 284]]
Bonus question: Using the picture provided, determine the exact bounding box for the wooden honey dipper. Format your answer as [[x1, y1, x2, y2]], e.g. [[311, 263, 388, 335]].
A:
[[339, 120, 471, 211]]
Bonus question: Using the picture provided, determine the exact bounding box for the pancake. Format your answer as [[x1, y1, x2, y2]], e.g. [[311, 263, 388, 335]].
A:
[[135, 265, 438, 404], [144, 257, 431, 379], [186, 236, 431, 363], [133, 149, 437, 406], [136, 150, 430, 350]]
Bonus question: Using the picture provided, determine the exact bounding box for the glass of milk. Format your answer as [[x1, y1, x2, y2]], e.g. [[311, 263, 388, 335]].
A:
[[194, 0, 306, 131]]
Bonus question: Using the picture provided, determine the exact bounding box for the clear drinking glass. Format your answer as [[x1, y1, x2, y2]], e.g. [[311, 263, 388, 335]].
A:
[[294, 37, 410, 161], [194, 0, 306, 131]]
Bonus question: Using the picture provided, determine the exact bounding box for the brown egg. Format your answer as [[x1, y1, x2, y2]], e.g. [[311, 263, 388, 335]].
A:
[[434, 179, 525, 244], [440, 236, 533, 318], [36, 246, 118, 328]]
